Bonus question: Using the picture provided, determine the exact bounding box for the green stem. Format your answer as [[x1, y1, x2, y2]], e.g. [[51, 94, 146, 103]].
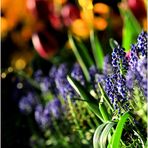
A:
[[86, 106, 100, 127], [98, 83, 114, 112], [99, 103, 110, 122], [90, 29, 104, 70], [52, 117, 68, 147], [67, 98, 84, 139]]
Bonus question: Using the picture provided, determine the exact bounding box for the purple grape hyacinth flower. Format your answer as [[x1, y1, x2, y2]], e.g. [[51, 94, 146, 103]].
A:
[[49, 98, 62, 119], [112, 44, 129, 73], [35, 103, 52, 129], [136, 57, 147, 97], [137, 31, 148, 57], [105, 73, 129, 112], [19, 92, 38, 114], [55, 63, 77, 100], [129, 31, 147, 69], [71, 63, 85, 86], [34, 98, 63, 129], [129, 31, 148, 97]]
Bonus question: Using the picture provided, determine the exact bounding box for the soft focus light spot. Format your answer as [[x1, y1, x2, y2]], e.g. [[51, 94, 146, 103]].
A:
[[17, 82, 23, 89], [26, 0, 35, 11], [93, 17, 108, 30], [8, 67, 13, 72], [94, 3, 110, 16], [70, 19, 90, 38], [1, 73, 7, 79], [15, 58, 26, 70]]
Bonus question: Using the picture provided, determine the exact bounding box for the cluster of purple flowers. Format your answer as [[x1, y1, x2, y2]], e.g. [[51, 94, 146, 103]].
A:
[[128, 31, 147, 97], [55, 63, 78, 99], [34, 98, 62, 129], [105, 42, 129, 111], [89, 56, 112, 96], [34, 70, 50, 92], [104, 31, 147, 111], [19, 92, 39, 114], [111, 44, 129, 74], [71, 63, 85, 86]]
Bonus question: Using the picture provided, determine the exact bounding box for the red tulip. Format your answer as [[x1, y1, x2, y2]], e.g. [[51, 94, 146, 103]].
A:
[[48, 13, 63, 30], [61, 4, 80, 27], [32, 30, 58, 59], [128, 0, 146, 20]]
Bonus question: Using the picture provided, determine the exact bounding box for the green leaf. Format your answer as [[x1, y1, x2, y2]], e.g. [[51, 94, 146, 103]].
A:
[[93, 123, 108, 148], [67, 75, 104, 122], [90, 30, 104, 69], [97, 83, 114, 111], [119, 8, 141, 51], [133, 130, 145, 148], [100, 122, 115, 148], [76, 40, 94, 67], [99, 103, 110, 122], [109, 38, 119, 50], [68, 33, 91, 81], [109, 112, 130, 148], [93, 122, 115, 148]]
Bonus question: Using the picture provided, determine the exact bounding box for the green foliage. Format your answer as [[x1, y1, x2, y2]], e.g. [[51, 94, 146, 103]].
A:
[[93, 122, 115, 148], [90, 30, 104, 69], [119, 8, 141, 51], [109, 112, 130, 148], [68, 33, 92, 81], [67, 75, 104, 122], [109, 38, 119, 50]]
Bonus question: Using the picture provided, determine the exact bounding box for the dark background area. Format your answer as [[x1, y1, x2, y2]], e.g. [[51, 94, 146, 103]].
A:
[[2, 37, 32, 148]]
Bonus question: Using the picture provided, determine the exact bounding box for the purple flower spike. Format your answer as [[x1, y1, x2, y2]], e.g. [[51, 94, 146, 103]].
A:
[[71, 63, 85, 86], [137, 31, 148, 57], [112, 44, 129, 73], [49, 98, 62, 119], [55, 63, 77, 100], [19, 92, 38, 114]]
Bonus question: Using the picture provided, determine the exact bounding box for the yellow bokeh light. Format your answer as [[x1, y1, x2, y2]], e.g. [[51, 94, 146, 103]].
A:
[[1, 73, 7, 79], [8, 67, 14, 72], [15, 58, 26, 70]]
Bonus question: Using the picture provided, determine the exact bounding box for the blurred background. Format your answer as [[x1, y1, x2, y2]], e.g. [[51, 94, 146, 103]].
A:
[[1, 0, 147, 147]]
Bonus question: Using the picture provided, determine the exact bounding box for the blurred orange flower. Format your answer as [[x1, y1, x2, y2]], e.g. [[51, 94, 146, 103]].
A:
[[1, 0, 35, 39], [70, 2, 110, 38], [70, 19, 90, 39]]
